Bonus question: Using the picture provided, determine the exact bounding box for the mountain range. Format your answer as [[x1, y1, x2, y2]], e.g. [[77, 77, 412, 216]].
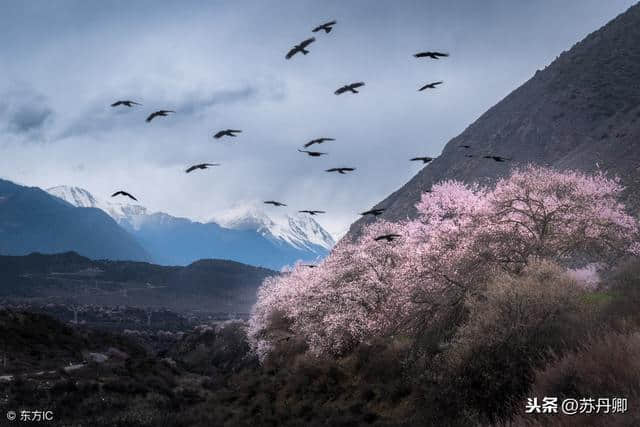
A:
[[349, 3, 640, 237], [0, 179, 150, 261], [47, 185, 334, 269]]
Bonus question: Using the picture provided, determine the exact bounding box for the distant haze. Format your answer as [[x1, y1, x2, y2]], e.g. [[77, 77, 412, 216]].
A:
[[0, 0, 636, 239]]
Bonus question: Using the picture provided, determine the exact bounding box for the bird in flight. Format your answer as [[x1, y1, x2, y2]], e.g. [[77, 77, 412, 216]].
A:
[[301, 264, 317, 268], [419, 81, 443, 91], [326, 167, 355, 174], [361, 208, 385, 216], [410, 157, 434, 164], [483, 155, 511, 162], [111, 100, 141, 107], [374, 233, 401, 242], [460, 145, 471, 149], [286, 37, 316, 59], [414, 51, 449, 59], [312, 20, 337, 33], [298, 149, 327, 157], [213, 129, 242, 139], [298, 210, 326, 216], [185, 163, 220, 173], [335, 82, 365, 95], [264, 201, 287, 207], [304, 137, 335, 148], [111, 191, 137, 201], [146, 110, 175, 122]]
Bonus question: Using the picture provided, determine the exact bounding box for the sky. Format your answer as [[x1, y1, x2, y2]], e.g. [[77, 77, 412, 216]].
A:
[[0, 0, 637, 239]]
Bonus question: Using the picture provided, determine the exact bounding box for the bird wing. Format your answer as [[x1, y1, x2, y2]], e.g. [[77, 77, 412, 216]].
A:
[[299, 37, 316, 48], [321, 138, 336, 142], [111, 101, 122, 107], [213, 131, 225, 138], [304, 141, 316, 147], [350, 82, 365, 89], [229, 129, 242, 133], [334, 86, 348, 95], [145, 112, 158, 122], [434, 52, 449, 57], [185, 166, 197, 173], [414, 52, 428, 58], [326, 168, 339, 172], [285, 47, 298, 59]]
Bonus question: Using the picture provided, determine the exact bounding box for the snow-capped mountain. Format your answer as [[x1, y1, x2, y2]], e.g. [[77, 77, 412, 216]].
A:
[[47, 186, 148, 223], [46, 186, 334, 269], [213, 206, 335, 252]]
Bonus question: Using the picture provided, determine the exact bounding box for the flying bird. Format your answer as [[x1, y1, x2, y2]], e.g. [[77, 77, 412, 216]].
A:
[[111, 100, 141, 107], [418, 81, 443, 91], [483, 155, 511, 162], [361, 208, 385, 216], [312, 20, 337, 33], [111, 191, 137, 201], [300, 264, 317, 268], [213, 129, 242, 139], [298, 149, 327, 157], [146, 110, 175, 122], [304, 137, 335, 148], [460, 145, 471, 149], [264, 201, 287, 207], [326, 167, 355, 174], [410, 157, 434, 164], [286, 37, 316, 59], [414, 51, 449, 59], [374, 233, 401, 242], [335, 82, 365, 95], [185, 163, 220, 173], [298, 210, 326, 215]]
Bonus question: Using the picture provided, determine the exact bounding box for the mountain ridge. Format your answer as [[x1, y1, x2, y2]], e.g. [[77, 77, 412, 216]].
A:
[[47, 185, 335, 269], [0, 179, 150, 261], [349, 2, 640, 237]]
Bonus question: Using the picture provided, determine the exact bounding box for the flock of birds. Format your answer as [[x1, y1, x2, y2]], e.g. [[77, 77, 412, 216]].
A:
[[108, 19, 512, 247]]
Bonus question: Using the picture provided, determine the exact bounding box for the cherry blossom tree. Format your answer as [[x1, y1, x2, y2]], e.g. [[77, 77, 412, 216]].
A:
[[249, 166, 640, 359]]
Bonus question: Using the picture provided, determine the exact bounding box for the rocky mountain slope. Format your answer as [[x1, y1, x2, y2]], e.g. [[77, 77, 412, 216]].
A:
[[47, 186, 334, 269], [0, 179, 149, 261], [349, 3, 640, 237]]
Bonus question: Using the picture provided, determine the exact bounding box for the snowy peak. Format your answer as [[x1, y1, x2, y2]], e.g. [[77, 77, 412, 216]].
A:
[[213, 206, 335, 252], [47, 186, 100, 209], [46, 185, 148, 224], [47, 187, 336, 255]]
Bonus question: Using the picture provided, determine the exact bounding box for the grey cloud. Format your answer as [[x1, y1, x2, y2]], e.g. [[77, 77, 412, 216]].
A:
[[0, 87, 54, 137]]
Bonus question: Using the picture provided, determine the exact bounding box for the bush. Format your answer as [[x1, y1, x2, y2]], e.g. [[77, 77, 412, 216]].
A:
[[427, 261, 591, 423], [508, 331, 640, 426]]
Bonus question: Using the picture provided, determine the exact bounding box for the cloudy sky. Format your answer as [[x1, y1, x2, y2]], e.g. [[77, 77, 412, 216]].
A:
[[0, 0, 636, 238]]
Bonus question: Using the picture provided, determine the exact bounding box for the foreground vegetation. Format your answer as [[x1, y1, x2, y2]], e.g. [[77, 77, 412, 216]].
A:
[[3, 166, 640, 426]]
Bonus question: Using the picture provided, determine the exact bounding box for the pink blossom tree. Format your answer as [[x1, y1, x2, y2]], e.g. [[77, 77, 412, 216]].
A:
[[249, 166, 640, 359]]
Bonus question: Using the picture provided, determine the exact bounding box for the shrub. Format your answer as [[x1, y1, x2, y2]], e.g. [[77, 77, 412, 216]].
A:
[[427, 261, 591, 423]]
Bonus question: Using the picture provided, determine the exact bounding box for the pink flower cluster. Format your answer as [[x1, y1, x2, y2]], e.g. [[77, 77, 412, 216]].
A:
[[249, 166, 640, 359]]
